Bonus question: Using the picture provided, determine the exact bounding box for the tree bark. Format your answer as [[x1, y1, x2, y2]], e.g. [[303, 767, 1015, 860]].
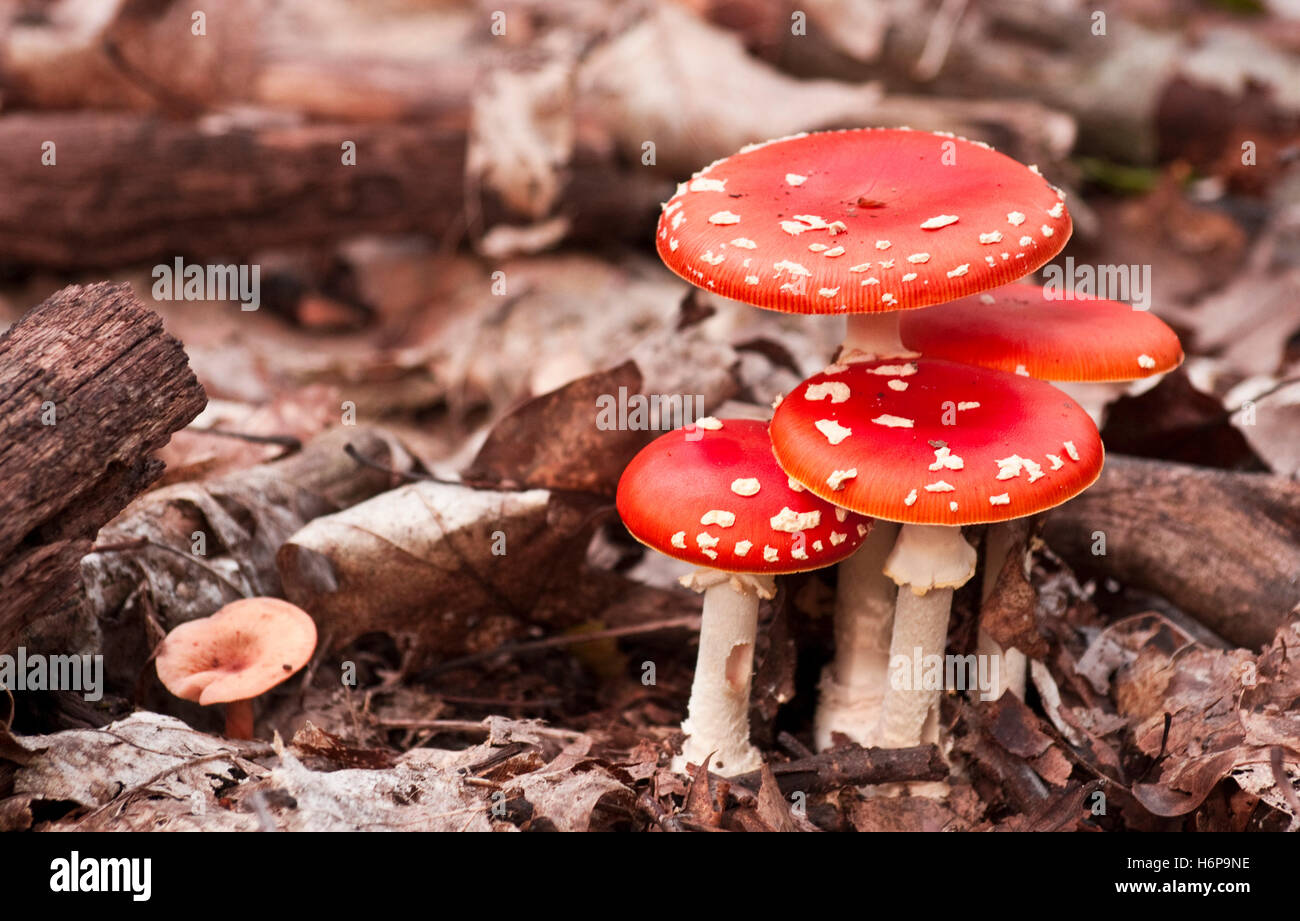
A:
[[1042, 455, 1300, 649], [0, 282, 206, 651]]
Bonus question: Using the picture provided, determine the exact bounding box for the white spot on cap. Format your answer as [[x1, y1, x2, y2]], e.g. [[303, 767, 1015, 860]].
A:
[[1019, 236, 1033, 246], [1064, 440, 1080, 461], [902, 272, 918, 282], [830, 531, 847, 546], [781, 221, 809, 236], [809, 243, 828, 252], [907, 253, 931, 264], [995, 455, 1026, 480], [812, 540, 823, 552], [929, 447, 964, 471], [785, 173, 807, 186], [774, 260, 812, 277], [872, 414, 914, 428], [806, 381, 850, 403], [834, 507, 848, 522], [1138, 354, 1156, 369], [866, 363, 918, 376], [1007, 212, 1026, 226], [1048, 202, 1065, 218], [669, 239, 679, 251], [888, 379, 908, 391], [701, 510, 736, 528], [694, 417, 723, 430], [791, 545, 809, 561], [709, 211, 741, 225], [925, 480, 955, 492], [823, 246, 845, 257], [788, 476, 805, 492], [827, 221, 847, 235], [856, 524, 869, 537], [1015, 365, 1029, 376], [979, 232, 1003, 244], [696, 532, 720, 559], [701, 251, 725, 266], [827, 468, 857, 490], [731, 478, 761, 497], [1023, 458, 1044, 483], [763, 546, 779, 563], [875, 240, 892, 250], [731, 237, 757, 249], [860, 277, 880, 286], [904, 489, 918, 506], [690, 177, 727, 193], [818, 287, 840, 298], [1041, 225, 1054, 238], [849, 263, 873, 273], [921, 215, 959, 230], [670, 532, 687, 549], [671, 212, 686, 231], [947, 264, 970, 278], [989, 493, 1011, 506], [881, 293, 898, 306], [745, 275, 760, 285], [949, 501, 959, 512], [957, 401, 979, 411], [979, 294, 996, 305], [734, 540, 753, 557], [1046, 454, 1064, 470], [771, 507, 821, 532], [815, 419, 852, 444]]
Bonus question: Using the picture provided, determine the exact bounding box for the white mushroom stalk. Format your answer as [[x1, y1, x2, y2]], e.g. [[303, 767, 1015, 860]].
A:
[[814, 521, 899, 748], [876, 524, 977, 747], [842, 312, 912, 360], [673, 568, 775, 776]]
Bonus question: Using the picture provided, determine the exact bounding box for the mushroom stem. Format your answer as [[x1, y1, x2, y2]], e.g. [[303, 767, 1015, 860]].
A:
[[224, 698, 255, 739], [674, 570, 771, 776], [876, 524, 977, 747], [842, 312, 909, 359], [814, 520, 899, 749], [977, 523, 1027, 699]]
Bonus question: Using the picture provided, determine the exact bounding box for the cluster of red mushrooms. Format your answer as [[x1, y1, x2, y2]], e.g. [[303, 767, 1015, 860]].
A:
[[618, 128, 1183, 776]]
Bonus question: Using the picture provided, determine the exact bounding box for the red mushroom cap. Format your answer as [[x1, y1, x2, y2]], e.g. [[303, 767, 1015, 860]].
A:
[[155, 598, 318, 706], [899, 282, 1184, 382], [769, 359, 1103, 525], [656, 129, 1071, 316], [616, 418, 872, 574]]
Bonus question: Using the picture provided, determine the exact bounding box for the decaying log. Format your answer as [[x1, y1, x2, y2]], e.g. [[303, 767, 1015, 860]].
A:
[[0, 112, 468, 269], [0, 282, 206, 651], [1042, 455, 1300, 649]]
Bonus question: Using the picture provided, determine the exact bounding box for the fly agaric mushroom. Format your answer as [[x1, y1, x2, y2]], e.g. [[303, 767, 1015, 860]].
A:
[[899, 282, 1184, 382], [770, 358, 1103, 747], [155, 597, 317, 739], [616, 417, 871, 775], [656, 128, 1073, 748], [901, 281, 1184, 698]]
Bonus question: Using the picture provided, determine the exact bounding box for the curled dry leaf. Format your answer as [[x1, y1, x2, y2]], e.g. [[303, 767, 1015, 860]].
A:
[[1116, 618, 1300, 820], [277, 480, 602, 661]]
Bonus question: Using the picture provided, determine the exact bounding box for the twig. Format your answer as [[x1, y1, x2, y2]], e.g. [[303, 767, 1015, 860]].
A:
[[728, 743, 948, 795], [371, 717, 584, 741], [417, 614, 701, 677], [87, 536, 248, 600]]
